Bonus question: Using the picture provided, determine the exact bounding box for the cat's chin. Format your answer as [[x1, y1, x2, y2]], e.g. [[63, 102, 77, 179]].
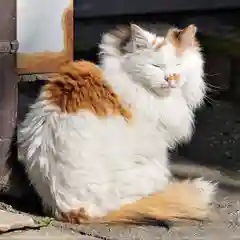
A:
[[151, 87, 171, 97]]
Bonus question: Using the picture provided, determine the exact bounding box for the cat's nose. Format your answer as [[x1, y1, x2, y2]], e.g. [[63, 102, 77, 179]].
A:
[[165, 74, 180, 88], [165, 73, 180, 82]]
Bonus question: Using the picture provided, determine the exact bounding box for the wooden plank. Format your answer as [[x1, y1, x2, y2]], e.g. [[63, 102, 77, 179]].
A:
[[17, 0, 73, 74]]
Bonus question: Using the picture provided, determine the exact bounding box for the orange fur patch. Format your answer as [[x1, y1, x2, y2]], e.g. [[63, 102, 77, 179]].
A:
[[94, 180, 212, 224], [166, 73, 180, 81], [60, 208, 90, 224], [166, 25, 199, 55], [155, 41, 165, 50], [152, 38, 157, 45], [43, 60, 132, 119], [169, 30, 182, 48]]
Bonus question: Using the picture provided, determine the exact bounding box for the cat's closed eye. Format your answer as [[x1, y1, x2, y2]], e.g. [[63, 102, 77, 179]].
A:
[[151, 64, 165, 69]]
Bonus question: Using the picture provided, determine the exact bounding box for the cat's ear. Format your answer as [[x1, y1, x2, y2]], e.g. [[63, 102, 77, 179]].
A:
[[180, 24, 197, 48], [166, 24, 198, 50], [130, 24, 152, 50]]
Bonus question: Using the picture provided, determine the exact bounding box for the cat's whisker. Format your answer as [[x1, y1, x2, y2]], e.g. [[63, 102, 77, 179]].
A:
[[205, 95, 213, 102], [204, 97, 213, 105], [205, 82, 228, 98], [205, 73, 221, 77], [204, 94, 220, 105], [206, 86, 220, 94], [205, 73, 228, 93], [206, 82, 227, 90]]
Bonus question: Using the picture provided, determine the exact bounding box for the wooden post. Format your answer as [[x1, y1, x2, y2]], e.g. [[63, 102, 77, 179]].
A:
[[0, 0, 23, 197]]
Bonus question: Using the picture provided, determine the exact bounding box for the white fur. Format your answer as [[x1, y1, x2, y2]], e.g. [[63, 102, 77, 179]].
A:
[[193, 178, 217, 204], [18, 25, 212, 218]]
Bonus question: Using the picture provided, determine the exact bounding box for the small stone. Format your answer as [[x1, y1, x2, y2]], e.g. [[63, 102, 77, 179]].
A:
[[0, 210, 36, 233]]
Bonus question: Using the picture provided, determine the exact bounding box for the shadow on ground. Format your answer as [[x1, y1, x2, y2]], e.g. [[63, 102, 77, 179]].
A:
[[178, 100, 240, 182]]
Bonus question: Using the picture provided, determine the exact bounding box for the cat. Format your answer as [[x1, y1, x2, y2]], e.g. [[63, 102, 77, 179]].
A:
[[101, 24, 206, 148], [18, 24, 216, 225]]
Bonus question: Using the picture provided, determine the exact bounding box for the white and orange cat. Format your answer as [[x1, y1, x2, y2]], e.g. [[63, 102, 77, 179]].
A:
[[18, 24, 216, 224]]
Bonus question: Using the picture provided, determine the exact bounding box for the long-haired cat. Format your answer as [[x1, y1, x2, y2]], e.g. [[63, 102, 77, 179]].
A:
[[18, 24, 216, 224]]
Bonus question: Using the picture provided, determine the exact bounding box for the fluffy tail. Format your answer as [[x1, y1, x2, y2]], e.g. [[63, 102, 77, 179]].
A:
[[93, 178, 216, 224]]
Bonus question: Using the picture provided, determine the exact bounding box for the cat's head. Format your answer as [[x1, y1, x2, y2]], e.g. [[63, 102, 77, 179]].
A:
[[122, 24, 202, 96]]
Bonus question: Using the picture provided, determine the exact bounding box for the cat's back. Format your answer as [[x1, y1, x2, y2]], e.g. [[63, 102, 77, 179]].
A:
[[18, 60, 136, 168], [48, 60, 134, 154]]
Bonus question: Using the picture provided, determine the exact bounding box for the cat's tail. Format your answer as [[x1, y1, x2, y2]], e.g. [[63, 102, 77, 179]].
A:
[[93, 178, 217, 224]]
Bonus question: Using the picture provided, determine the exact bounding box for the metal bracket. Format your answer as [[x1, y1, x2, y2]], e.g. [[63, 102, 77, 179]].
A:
[[0, 40, 19, 54]]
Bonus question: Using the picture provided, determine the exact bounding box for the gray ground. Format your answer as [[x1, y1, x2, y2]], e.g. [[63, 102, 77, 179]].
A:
[[0, 173, 240, 239]]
